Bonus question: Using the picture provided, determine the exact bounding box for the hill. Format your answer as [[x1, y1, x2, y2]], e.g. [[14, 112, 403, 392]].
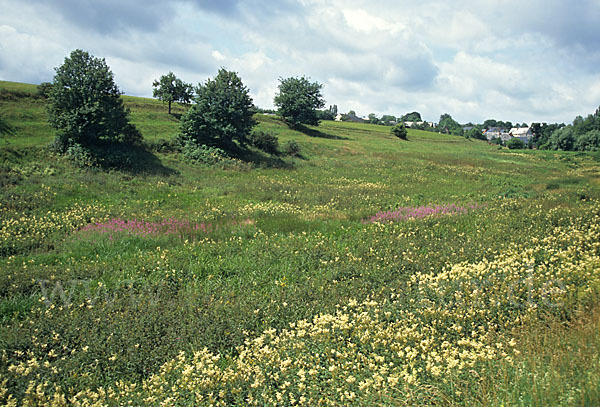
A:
[[1, 81, 600, 405]]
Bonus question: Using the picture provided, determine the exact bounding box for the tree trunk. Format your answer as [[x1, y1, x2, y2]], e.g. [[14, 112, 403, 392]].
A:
[[168, 101, 172, 115]]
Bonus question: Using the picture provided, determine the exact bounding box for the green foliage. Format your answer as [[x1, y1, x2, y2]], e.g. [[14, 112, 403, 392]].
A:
[[36, 82, 53, 99], [47, 49, 142, 153], [467, 126, 486, 140], [438, 113, 463, 136], [179, 69, 255, 148], [281, 139, 301, 156], [391, 123, 407, 139], [274, 76, 325, 126], [152, 72, 193, 114], [575, 130, 600, 151], [507, 138, 526, 149], [181, 140, 229, 164], [401, 111, 422, 122], [0, 116, 14, 139], [550, 126, 576, 151], [249, 130, 279, 154]]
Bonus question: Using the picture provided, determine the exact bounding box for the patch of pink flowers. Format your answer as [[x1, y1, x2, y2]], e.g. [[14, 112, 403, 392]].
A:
[[365, 203, 482, 223], [78, 218, 215, 239]]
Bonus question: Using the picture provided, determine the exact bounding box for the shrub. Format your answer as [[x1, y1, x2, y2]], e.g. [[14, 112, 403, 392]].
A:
[[48, 49, 142, 154], [181, 140, 229, 165], [66, 144, 97, 168], [507, 138, 526, 149], [282, 140, 301, 156], [391, 123, 408, 140], [37, 82, 53, 99], [249, 130, 279, 154], [179, 69, 255, 149]]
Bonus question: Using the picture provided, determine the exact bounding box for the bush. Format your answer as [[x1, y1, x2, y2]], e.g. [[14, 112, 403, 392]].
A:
[[391, 124, 408, 140], [37, 82, 53, 98], [179, 69, 255, 148], [282, 140, 301, 156], [507, 138, 526, 149], [181, 140, 229, 165], [66, 144, 97, 168], [249, 130, 279, 154], [48, 49, 142, 154]]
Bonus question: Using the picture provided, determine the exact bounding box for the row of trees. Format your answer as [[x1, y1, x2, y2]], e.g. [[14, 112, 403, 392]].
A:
[[46, 49, 325, 165]]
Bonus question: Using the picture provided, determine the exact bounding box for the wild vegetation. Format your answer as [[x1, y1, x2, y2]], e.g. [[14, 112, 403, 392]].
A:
[[1, 79, 600, 406]]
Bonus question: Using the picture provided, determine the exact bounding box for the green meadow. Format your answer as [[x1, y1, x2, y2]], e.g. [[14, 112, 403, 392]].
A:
[[1, 80, 600, 405]]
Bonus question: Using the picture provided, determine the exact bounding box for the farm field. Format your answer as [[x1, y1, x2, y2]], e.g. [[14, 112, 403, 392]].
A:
[[1, 81, 600, 405]]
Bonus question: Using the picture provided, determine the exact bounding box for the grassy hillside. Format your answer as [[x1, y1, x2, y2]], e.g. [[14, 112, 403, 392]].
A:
[[1, 81, 600, 405]]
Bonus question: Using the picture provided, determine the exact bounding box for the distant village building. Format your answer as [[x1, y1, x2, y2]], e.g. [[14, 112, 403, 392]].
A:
[[509, 127, 533, 144], [485, 126, 533, 144]]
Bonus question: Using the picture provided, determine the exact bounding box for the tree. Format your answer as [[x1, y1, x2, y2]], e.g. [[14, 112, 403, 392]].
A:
[[152, 72, 193, 114], [391, 123, 407, 140], [368, 113, 380, 124], [273, 76, 325, 126], [380, 115, 396, 126], [467, 126, 486, 140], [179, 68, 255, 148], [48, 49, 141, 153], [549, 126, 576, 151], [401, 111, 422, 122], [438, 113, 463, 136]]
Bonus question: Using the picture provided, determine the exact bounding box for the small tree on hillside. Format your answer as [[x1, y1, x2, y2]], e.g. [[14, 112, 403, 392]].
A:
[[274, 76, 325, 126], [391, 123, 408, 140], [48, 49, 141, 153], [152, 72, 193, 114], [179, 68, 255, 148]]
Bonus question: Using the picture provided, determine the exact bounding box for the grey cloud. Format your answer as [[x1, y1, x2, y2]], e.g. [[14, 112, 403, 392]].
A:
[[27, 0, 176, 33]]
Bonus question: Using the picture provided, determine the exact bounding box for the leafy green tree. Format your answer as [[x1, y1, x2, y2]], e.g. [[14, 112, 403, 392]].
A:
[[48, 49, 141, 153], [273, 76, 325, 126], [152, 72, 193, 114], [550, 126, 576, 151], [401, 111, 422, 122], [391, 123, 407, 140], [380, 115, 396, 126], [368, 113, 380, 124], [179, 68, 255, 148], [438, 113, 463, 136], [467, 126, 486, 140], [575, 130, 600, 151]]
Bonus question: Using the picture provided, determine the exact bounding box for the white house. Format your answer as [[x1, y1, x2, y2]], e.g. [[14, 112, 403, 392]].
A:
[[509, 127, 533, 140]]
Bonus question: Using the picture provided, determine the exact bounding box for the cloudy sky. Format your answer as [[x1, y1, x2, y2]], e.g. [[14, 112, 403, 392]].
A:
[[1, 0, 599, 124]]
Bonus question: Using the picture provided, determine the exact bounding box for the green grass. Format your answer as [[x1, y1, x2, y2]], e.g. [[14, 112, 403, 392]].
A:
[[1, 81, 600, 405]]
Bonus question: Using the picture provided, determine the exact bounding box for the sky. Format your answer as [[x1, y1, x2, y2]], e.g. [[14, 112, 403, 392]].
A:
[[1, 0, 600, 124]]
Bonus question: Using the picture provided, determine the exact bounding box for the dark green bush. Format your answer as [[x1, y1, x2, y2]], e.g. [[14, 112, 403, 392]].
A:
[[282, 140, 301, 156], [507, 138, 526, 149], [249, 130, 279, 154], [391, 123, 407, 140], [181, 140, 229, 165]]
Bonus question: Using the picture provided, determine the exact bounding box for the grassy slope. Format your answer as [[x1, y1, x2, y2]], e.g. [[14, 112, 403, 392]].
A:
[[1, 81, 600, 405]]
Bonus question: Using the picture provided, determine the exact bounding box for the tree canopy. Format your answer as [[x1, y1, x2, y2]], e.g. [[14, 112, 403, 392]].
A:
[[152, 72, 193, 114], [179, 68, 255, 148], [401, 112, 422, 122], [47, 49, 141, 153], [273, 76, 325, 126], [438, 114, 463, 136]]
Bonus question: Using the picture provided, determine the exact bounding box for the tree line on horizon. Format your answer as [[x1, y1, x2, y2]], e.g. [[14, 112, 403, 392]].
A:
[[4, 48, 599, 158]]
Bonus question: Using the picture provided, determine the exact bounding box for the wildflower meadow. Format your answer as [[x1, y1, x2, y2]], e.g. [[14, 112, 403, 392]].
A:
[[1, 82, 600, 406]]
